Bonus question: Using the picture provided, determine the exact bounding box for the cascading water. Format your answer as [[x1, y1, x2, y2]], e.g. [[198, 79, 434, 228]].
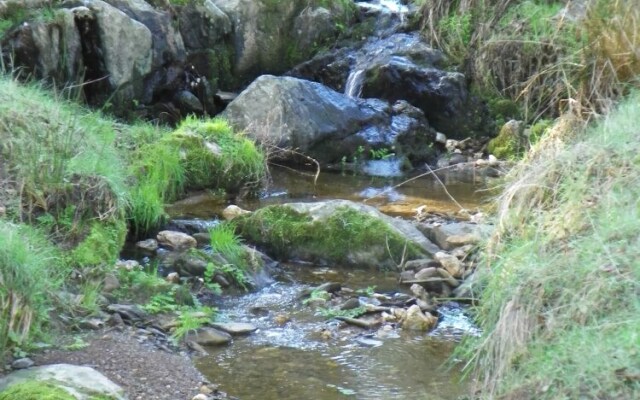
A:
[[344, 1, 411, 98], [344, 69, 365, 98]]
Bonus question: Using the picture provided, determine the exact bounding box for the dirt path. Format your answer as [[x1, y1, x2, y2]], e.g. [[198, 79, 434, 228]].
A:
[[30, 328, 231, 400]]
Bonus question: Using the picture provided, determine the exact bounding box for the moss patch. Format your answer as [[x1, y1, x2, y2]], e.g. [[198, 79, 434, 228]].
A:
[[237, 205, 425, 269], [69, 219, 127, 268], [0, 381, 75, 400], [487, 121, 525, 159]]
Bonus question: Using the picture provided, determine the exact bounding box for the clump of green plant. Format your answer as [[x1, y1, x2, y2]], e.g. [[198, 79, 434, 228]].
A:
[[318, 305, 366, 320], [463, 92, 640, 399], [208, 222, 251, 289], [0, 221, 64, 357], [168, 116, 266, 191]]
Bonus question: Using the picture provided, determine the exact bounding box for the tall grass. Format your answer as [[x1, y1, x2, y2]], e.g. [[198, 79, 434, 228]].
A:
[[0, 77, 128, 230], [0, 221, 64, 355], [418, 0, 640, 122], [464, 92, 640, 399]]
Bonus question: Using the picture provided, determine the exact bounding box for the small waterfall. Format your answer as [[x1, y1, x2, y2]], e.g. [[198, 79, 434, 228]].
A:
[[344, 69, 365, 98]]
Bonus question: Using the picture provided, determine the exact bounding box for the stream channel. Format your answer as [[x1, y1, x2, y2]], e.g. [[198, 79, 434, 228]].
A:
[[167, 166, 490, 400]]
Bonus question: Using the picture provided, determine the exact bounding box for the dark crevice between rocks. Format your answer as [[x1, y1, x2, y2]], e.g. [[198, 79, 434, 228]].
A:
[[74, 14, 110, 106]]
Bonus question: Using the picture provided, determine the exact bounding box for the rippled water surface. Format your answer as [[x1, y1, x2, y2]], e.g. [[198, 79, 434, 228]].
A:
[[196, 266, 477, 400]]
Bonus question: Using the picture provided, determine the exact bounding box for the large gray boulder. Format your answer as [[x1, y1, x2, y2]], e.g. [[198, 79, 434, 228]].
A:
[[210, 0, 352, 86], [222, 75, 437, 166], [236, 199, 440, 269], [0, 364, 126, 399]]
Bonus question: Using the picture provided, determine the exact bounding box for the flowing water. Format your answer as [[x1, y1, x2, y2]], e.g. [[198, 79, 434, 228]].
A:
[[168, 166, 490, 399], [195, 266, 479, 400]]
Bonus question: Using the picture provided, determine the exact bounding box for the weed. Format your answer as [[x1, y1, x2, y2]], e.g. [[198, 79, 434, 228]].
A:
[[318, 305, 366, 320], [63, 336, 89, 351], [171, 306, 217, 341]]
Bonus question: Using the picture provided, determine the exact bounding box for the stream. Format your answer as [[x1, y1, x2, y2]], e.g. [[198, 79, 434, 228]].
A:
[[167, 167, 489, 399]]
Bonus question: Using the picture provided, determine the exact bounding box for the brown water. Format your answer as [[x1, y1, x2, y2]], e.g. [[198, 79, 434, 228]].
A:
[[168, 165, 491, 219]]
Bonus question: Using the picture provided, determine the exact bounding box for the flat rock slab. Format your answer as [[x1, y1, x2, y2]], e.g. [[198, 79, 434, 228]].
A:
[[210, 322, 258, 335], [185, 327, 232, 345], [0, 364, 126, 400]]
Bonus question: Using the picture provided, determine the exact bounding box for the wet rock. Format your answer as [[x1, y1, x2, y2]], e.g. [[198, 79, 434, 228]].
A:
[[10, 358, 34, 370], [336, 316, 380, 329], [314, 282, 342, 294], [157, 230, 197, 250], [0, 364, 126, 399], [434, 252, 465, 279], [340, 298, 361, 310], [274, 313, 291, 326], [400, 304, 437, 331], [399, 270, 415, 282], [222, 75, 437, 167], [193, 232, 211, 247], [185, 327, 232, 346], [222, 204, 251, 221], [210, 322, 258, 335], [136, 238, 158, 253]]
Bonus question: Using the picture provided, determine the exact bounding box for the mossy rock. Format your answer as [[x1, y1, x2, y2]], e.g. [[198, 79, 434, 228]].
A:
[[70, 219, 127, 268], [487, 119, 526, 160], [164, 117, 266, 193], [0, 381, 76, 400], [0, 364, 125, 400], [236, 200, 439, 270]]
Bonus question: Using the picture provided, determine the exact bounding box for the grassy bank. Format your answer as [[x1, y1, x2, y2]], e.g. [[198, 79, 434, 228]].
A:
[[464, 93, 640, 399], [0, 76, 266, 357]]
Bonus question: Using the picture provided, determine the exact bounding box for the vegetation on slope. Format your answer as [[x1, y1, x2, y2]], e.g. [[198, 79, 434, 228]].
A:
[[464, 93, 640, 399], [0, 75, 266, 357]]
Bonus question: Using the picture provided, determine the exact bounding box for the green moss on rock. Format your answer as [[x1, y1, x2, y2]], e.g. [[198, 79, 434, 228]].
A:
[[0, 381, 75, 400], [70, 220, 127, 267], [487, 120, 525, 159], [237, 204, 426, 269]]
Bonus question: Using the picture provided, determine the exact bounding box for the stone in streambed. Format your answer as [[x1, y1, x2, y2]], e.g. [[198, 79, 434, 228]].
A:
[[185, 327, 232, 346], [157, 230, 197, 250], [400, 305, 437, 331], [136, 238, 158, 252], [210, 322, 258, 335]]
